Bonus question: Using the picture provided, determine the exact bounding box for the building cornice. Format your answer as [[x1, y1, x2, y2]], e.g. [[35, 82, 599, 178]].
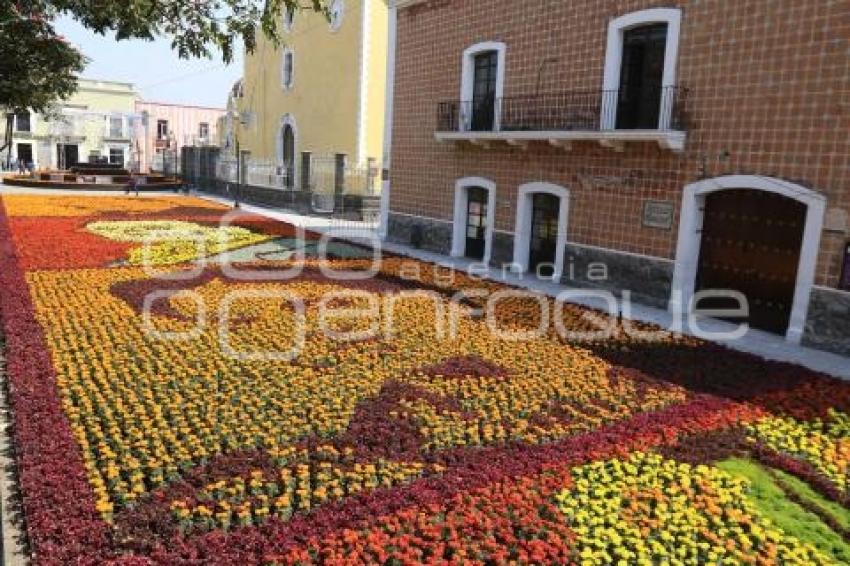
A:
[[136, 100, 226, 112], [394, 0, 428, 9]]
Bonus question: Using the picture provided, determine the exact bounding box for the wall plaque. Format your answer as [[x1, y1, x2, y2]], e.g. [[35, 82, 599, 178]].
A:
[[840, 241, 850, 291], [642, 200, 674, 230]]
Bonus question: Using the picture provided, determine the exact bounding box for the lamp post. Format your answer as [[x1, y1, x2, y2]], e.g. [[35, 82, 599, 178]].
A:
[[234, 136, 241, 209], [228, 108, 246, 209]]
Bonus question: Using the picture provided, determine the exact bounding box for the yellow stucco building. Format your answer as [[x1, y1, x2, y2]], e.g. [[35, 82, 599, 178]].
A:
[[234, 0, 388, 193], [9, 78, 139, 170]]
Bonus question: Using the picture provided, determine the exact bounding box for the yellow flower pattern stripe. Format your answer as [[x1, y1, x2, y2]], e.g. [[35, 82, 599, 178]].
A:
[[556, 452, 832, 565], [86, 220, 271, 265], [747, 410, 850, 495]]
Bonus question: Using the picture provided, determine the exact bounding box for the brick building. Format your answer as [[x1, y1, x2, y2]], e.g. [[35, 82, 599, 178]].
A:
[[382, 0, 849, 355]]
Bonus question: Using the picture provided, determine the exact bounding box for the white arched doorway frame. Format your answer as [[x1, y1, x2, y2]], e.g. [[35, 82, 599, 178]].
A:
[[276, 113, 298, 188], [669, 175, 826, 344], [512, 182, 570, 280], [451, 177, 497, 264]]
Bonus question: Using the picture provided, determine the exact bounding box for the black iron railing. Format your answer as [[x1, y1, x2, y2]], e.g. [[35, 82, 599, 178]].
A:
[[436, 86, 688, 133]]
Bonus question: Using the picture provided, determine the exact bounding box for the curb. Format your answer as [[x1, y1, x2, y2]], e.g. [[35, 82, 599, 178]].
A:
[[0, 341, 27, 565]]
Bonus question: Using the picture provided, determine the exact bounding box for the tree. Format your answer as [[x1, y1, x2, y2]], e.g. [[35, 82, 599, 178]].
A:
[[0, 3, 85, 157], [0, 4, 84, 114], [1, 0, 327, 158]]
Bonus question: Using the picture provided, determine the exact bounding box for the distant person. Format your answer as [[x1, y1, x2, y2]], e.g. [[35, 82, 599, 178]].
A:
[[125, 175, 139, 196], [17, 159, 25, 175]]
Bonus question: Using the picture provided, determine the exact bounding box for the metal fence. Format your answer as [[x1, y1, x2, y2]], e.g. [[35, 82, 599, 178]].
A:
[[181, 147, 382, 234], [437, 86, 688, 132]]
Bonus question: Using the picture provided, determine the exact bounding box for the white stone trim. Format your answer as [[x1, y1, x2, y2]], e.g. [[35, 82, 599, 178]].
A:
[[512, 182, 570, 280], [276, 113, 298, 188], [451, 177, 497, 264], [567, 240, 674, 264], [389, 210, 452, 224], [601, 8, 681, 130], [669, 175, 826, 344], [379, 2, 398, 239], [460, 41, 506, 132], [813, 284, 850, 297], [435, 128, 685, 152], [356, 0, 371, 164]]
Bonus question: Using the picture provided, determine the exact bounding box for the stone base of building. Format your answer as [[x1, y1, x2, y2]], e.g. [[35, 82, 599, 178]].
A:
[[803, 287, 850, 357], [201, 179, 381, 221], [561, 243, 674, 309], [490, 231, 515, 268], [386, 212, 453, 254], [386, 213, 674, 308]]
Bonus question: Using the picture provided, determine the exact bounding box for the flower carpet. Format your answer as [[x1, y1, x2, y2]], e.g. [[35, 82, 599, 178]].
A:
[[0, 194, 849, 564]]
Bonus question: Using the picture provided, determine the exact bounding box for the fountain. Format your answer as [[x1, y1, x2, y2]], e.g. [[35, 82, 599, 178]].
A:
[[3, 162, 183, 191]]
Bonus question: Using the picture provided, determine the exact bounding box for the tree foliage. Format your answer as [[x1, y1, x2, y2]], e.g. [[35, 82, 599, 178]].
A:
[[0, 0, 329, 114], [0, 3, 85, 114]]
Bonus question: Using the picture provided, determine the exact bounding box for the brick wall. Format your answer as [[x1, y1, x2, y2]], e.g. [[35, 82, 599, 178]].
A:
[[388, 0, 849, 288]]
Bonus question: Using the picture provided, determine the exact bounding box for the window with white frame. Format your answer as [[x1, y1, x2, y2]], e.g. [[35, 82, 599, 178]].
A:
[[329, 0, 344, 31], [601, 8, 681, 130], [199, 122, 209, 140], [282, 49, 294, 89], [156, 119, 169, 140], [459, 42, 506, 132]]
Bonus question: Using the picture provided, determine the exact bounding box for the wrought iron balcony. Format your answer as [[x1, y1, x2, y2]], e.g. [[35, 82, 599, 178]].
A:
[[435, 86, 688, 152]]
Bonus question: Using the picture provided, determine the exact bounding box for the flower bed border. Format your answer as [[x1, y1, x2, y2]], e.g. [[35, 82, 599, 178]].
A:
[[0, 198, 111, 563]]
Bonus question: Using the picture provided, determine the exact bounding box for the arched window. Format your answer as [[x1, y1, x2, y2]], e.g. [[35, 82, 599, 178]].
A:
[[281, 124, 295, 189]]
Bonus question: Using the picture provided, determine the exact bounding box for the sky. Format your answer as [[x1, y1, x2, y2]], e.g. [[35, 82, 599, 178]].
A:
[[56, 15, 243, 109]]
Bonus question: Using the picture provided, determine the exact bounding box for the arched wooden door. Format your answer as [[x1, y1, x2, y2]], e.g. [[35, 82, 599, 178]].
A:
[[695, 189, 805, 334]]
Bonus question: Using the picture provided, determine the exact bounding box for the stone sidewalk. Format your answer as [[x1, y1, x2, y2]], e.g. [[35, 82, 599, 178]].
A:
[[193, 191, 850, 381]]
